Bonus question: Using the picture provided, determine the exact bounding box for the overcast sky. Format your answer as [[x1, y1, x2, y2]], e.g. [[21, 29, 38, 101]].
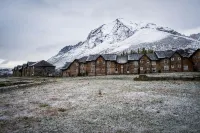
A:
[[0, 0, 200, 68]]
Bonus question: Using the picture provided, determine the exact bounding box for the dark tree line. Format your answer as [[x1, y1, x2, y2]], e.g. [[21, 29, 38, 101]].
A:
[[121, 48, 154, 55]]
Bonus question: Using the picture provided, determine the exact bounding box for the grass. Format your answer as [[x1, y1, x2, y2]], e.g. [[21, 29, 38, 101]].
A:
[[0, 82, 11, 87]]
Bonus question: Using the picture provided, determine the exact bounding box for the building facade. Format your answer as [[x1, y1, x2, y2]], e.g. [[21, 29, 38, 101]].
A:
[[60, 49, 200, 77], [13, 60, 55, 77], [13, 49, 200, 77], [190, 49, 200, 71]]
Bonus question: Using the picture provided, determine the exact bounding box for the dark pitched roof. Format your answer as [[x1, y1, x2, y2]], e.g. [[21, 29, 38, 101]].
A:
[[61, 62, 72, 70], [27, 61, 36, 66], [189, 49, 200, 58], [101, 54, 117, 61], [165, 50, 175, 58], [176, 49, 192, 58], [22, 63, 27, 68], [128, 54, 144, 61], [86, 54, 100, 62], [78, 56, 88, 63], [17, 65, 22, 70], [30, 60, 55, 67], [117, 55, 128, 64], [146, 53, 159, 60], [155, 50, 175, 59], [154, 51, 165, 58]]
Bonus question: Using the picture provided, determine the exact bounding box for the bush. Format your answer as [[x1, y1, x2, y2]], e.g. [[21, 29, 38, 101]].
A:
[[58, 108, 67, 112], [39, 103, 49, 108]]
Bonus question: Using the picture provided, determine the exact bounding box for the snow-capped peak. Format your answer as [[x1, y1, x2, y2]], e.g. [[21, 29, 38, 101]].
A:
[[48, 18, 200, 68]]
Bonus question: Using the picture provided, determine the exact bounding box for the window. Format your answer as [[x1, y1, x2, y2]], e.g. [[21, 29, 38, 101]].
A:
[[134, 61, 138, 66], [164, 59, 168, 64], [127, 66, 129, 73], [81, 64, 84, 69], [147, 60, 150, 63], [183, 65, 188, 70], [97, 60, 99, 64], [140, 67, 143, 70], [171, 65, 174, 68], [134, 68, 138, 71], [152, 61, 156, 65], [152, 68, 156, 72], [178, 57, 181, 60], [178, 64, 181, 68], [140, 60, 143, 63], [147, 68, 150, 70], [164, 66, 169, 70], [171, 58, 174, 61]]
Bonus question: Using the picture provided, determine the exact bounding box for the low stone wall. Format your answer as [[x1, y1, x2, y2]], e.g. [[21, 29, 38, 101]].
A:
[[134, 74, 200, 81]]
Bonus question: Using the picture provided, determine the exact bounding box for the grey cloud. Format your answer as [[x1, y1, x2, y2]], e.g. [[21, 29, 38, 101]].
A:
[[0, 0, 200, 67]]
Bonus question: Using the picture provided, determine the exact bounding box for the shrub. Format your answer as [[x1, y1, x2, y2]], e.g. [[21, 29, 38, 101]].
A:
[[58, 108, 67, 112], [98, 89, 102, 96], [39, 103, 49, 108]]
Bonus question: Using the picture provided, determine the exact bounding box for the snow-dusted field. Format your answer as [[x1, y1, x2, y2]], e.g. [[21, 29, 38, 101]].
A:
[[1, 75, 200, 133]]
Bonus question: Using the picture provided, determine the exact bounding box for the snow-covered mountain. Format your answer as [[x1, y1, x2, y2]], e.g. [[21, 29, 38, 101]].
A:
[[190, 33, 200, 40], [48, 18, 200, 68]]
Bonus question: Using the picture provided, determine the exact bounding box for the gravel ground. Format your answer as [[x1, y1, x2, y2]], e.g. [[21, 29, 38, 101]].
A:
[[0, 75, 200, 133]]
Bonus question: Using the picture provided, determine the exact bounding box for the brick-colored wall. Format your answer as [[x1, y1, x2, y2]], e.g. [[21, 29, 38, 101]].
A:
[[95, 56, 106, 76], [86, 61, 96, 76], [191, 50, 200, 71], [159, 59, 170, 73], [62, 69, 70, 77], [151, 60, 159, 73], [127, 61, 139, 74], [79, 63, 87, 76], [139, 55, 151, 74], [30, 66, 55, 76], [170, 53, 182, 72], [106, 61, 118, 75], [69, 61, 79, 76], [182, 58, 193, 72]]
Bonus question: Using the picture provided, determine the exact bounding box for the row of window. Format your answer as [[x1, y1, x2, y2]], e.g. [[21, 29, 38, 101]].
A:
[[163, 65, 188, 70]]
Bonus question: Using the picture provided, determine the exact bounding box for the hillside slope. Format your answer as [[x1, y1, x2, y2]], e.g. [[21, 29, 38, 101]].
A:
[[48, 19, 200, 68]]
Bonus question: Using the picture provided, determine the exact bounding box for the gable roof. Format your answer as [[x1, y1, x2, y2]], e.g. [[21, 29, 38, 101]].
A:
[[78, 56, 88, 63], [14, 67, 17, 70], [27, 61, 36, 66], [30, 60, 55, 67], [155, 50, 175, 59], [101, 54, 117, 61], [22, 63, 27, 68], [86, 54, 101, 62], [17, 65, 22, 70], [117, 55, 128, 64], [146, 53, 159, 60], [128, 54, 144, 61], [189, 49, 200, 58], [61, 62, 72, 70]]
